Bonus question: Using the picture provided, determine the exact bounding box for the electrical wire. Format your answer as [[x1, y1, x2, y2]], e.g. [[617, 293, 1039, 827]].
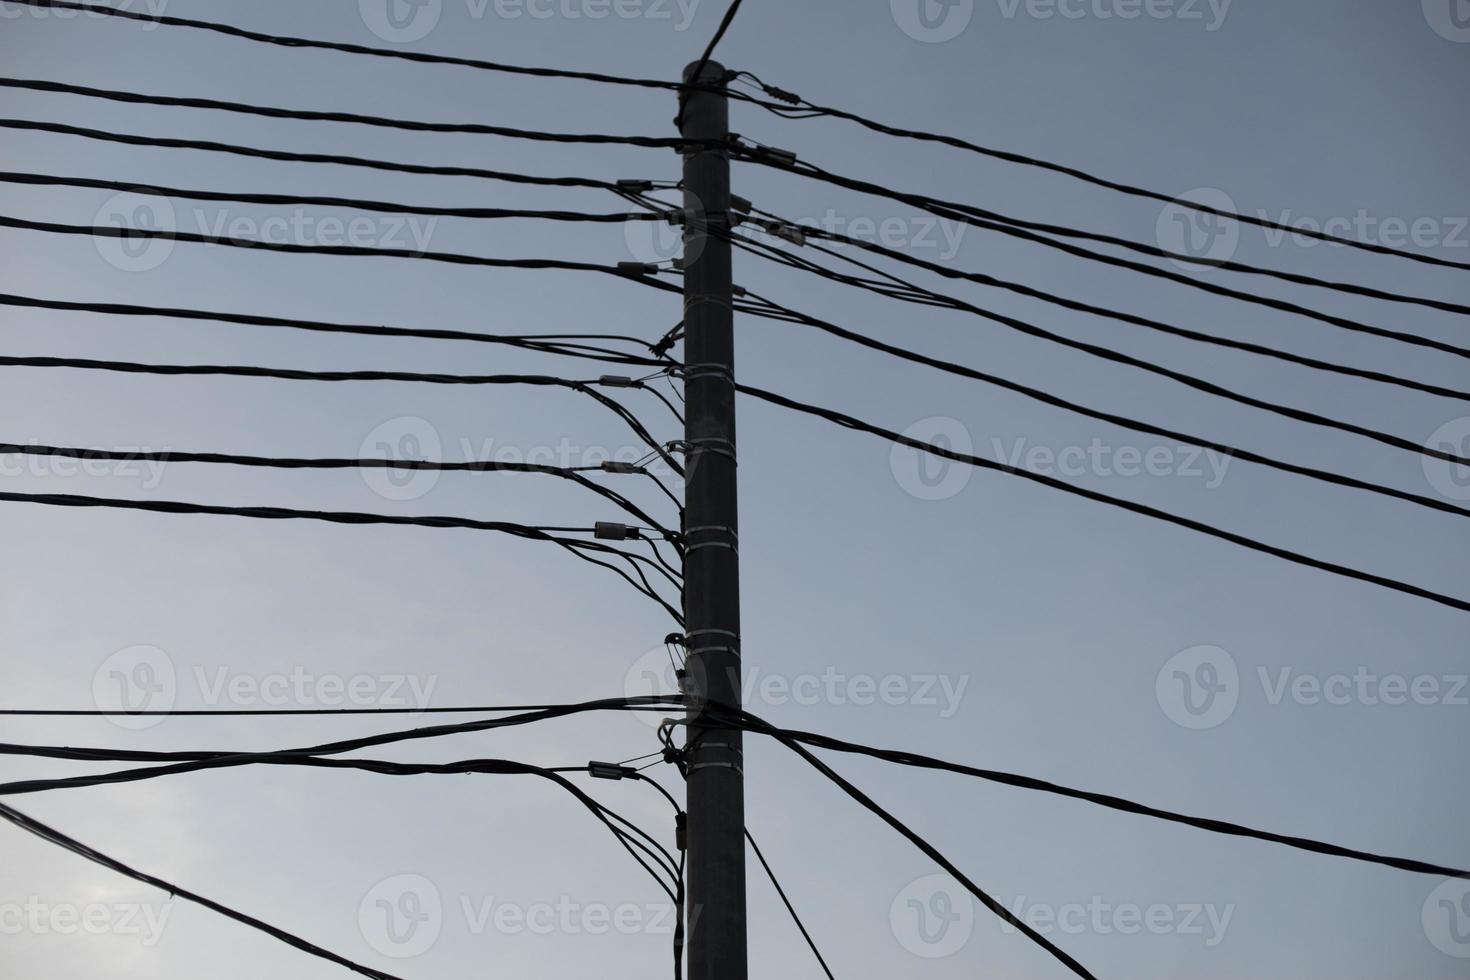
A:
[[745, 829, 837, 980], [676, 0, 746, 128], [0, 76, 709, 150], [0, 170, 661, 224], [725, 284, 1469, 520], [732, 383, 1470, 614], [0, 800, 408, 980], [730, 145, 1470, 318], [0, 490, 684, 623], [723, 710, 1470, 880], [731, 146, 1470, 360], [732, 71, 1470, 273], [740, 208, 1470, 402], [0, 442, 677, 538], [719, 233, 1470, 469], [0, 352, 683, 478]]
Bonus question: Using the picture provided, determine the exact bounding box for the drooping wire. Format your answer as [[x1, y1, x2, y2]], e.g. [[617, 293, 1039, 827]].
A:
[[745, 829, 837, 980], [732, 383, 1470, 614], [730, 70, 1470, 272]]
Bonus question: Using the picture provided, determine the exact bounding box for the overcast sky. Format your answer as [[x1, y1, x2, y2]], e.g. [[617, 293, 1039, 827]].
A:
[[1, 1, 1467, 977]]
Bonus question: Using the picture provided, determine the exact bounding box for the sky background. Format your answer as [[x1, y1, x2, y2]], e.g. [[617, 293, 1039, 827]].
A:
[[1, 0, 1468, 977]]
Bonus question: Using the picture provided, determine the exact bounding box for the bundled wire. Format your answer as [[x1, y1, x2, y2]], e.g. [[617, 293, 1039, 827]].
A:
[[717, 230, 1470, 468], [738, 207, 1470, 402], [730, 144, 1470, 360], [732, 383, 1470, 613], [0, 353, 682, 477], [0, 491, 683, 623], [731, 71, 1470, 272], [720, 708, 1470, 880], [0, 800, 407, 980], [0, 76, 711, 150]]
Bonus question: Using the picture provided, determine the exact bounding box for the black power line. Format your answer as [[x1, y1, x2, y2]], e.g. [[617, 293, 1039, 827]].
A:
[[676, 0, 747, 128], [0, 76, 710, 149], [733, 383, 1470, 614], [740, 209, 1470, 402], [718, 235, 1470, 469], [733, 72, 1470, 273], [726, 711, 1470, 880], [733, 147, 1470, 360], [745, 829, 836, 980], [0, 800, 407, 980], [731, 287, 1468, 520]]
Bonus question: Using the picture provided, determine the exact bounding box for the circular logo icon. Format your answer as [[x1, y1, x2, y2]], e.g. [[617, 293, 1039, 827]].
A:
[[93, 192, 175, 273], [1423, 418, 1470, 501], [623, 643, 692, 728], [360, 417, 443, 502], [92, 645, 177, 729], [891, 417, 973, 501], [1423, 878, 1470, 958], [359, 0, 442, 43], [1155, 188, 1240, 271], [891, 0, 975, 43], [359, 874, 442, 958], [1424, 0, 1470, 42], [890, 873, 974, 958], [1156, 645, 1239, 730]]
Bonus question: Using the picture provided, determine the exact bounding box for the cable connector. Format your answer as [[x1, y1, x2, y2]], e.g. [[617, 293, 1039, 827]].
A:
[[753, 145, 798, 166], [595, 522, 638, 541], [598, 374, 637, 388], [730, 195, 753, 215], [588, 761, 639, 781], [601, 461, 641, 475], [732, 284, 748, 298], [616, 179, 655, 194], [772, 223, 807, 246], [763, 85, 802, 105], [675, 812, 688, 851], [616, 261, 659, 276]]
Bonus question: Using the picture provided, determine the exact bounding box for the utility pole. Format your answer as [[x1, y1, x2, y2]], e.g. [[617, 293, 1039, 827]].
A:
[[679, 59, 747, 980]]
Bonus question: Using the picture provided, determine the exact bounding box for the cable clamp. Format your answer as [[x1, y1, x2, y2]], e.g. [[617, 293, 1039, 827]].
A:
[[594, 522, 640, 541]]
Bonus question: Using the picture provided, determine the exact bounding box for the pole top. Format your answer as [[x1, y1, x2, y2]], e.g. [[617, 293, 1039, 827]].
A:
[[683, 59, 727, 84]]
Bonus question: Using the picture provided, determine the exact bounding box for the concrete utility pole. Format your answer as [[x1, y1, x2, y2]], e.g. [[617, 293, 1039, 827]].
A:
[[678, 59, 747, 980]]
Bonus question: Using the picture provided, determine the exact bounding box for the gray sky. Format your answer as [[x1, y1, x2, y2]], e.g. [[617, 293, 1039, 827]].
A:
[[1, 0, 1467, 977]]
